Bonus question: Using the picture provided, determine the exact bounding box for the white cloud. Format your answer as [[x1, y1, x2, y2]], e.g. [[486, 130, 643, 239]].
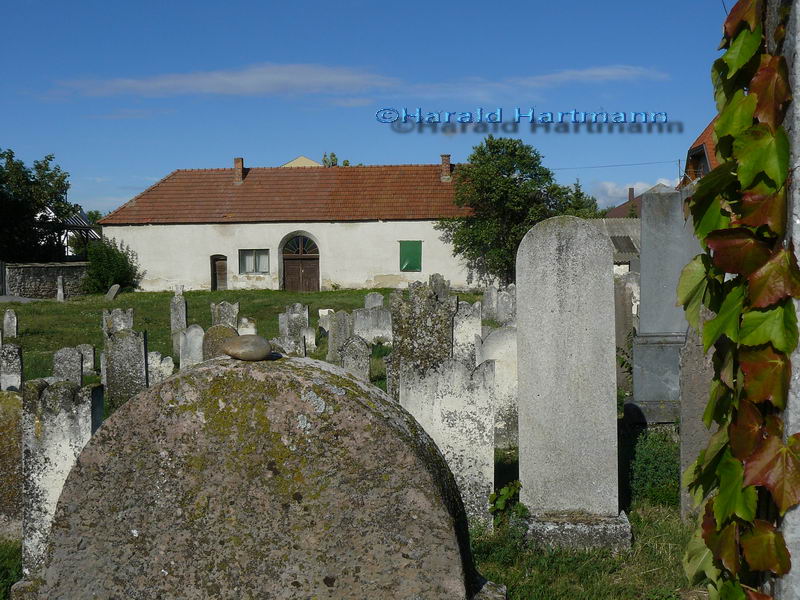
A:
[[57, 63, 668, 102], [592, 178, 679, 209]]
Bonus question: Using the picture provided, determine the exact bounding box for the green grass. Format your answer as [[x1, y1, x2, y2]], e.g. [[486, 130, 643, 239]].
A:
[[0, 538, 21, 600], [472, 502, 697, 600]]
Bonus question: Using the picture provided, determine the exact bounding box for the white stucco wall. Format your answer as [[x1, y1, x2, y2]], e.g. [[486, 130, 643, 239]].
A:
[[102, 221, 471, 291]]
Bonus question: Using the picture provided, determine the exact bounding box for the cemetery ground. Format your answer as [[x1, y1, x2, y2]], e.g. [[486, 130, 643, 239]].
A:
[[0, 289, 698, 599]]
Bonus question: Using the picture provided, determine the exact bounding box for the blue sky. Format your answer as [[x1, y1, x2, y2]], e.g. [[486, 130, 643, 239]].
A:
[[1, 0, 726, 212]]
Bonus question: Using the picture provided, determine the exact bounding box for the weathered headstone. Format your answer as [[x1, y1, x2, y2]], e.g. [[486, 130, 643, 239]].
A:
[[99, 352, 106, 386], [517, 216, 629, 551], [364, 292, 385, 309], [326, 310, 354, 365], [202, 325, 238, 360], [11, 358, 505, 599], [429, 273, 450, 302], [482, 285, 498, 321], [453, 301, 482, 366], [210, 301, 239, 328], [1, 344, 23, 392], [318, 309, 334, 334], [476, 326, 518, 449], [147, 352, 175, 385], [301, 326, 317, 353], [496, 291, 514, 324], [19, 380, 94, 578], [75, 344, 94, 375], [105, 329, 147, 412], [105, 284, 121, 301], [179, 325, 204, 370], [341, 336, 371, 381], [170, 291, 187, 334], [52, 348, 82, 386], [352, 307, 392, 345], [237, 317, 257, 336], [0, 390, 22, 541], [276, 304, 309, 357], [632, 186, 699, 423], [400, 359, 496, 521], [615, 272, 640, 395], [55, 276, 64, 302], [101, 308, 133, 337], [4, 309, 18, 338]]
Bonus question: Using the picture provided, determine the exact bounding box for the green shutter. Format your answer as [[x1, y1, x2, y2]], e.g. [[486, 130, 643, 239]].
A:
[[399, 241, 422, 272]]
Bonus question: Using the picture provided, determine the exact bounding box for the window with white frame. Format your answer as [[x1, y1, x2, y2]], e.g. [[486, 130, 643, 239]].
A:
[[238, 249, 269, 274]]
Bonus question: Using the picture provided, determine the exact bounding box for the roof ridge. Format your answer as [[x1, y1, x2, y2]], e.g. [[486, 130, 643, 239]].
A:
[[171, 163, 449, 173]]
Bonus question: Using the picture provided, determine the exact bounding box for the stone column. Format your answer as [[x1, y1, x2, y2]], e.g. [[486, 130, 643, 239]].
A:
[[170, 289, 187, 355], [55, 276, 64, 302], [517, 215, 630, 551]]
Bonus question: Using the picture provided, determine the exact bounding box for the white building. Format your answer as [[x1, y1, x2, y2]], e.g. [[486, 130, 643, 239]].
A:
[[99, 155, 471, 291]]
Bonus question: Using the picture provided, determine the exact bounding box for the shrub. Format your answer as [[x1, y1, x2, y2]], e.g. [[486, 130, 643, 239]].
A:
[[0, 538, 21, 600], [630, 427, 680, 507], [82, 238, 143, 294]]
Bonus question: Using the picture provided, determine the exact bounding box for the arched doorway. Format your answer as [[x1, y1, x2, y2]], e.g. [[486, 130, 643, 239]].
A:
[[210, 255, 227, 291], [282, 235, 320, 292]]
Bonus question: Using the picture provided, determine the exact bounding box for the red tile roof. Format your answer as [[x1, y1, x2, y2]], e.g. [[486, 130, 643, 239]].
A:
[[687, 119, 719, 171], [99, 164, 469, 225], [605, 195, 641, 218]]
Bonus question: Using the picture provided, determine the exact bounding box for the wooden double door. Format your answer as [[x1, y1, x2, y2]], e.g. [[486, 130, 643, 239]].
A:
[[283, 236, 319, 292]]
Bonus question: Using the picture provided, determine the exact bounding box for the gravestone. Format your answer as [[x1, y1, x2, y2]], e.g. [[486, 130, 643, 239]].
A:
[[614, 272, 640, 395], [147, 352, 175, 385], [318, 309, 334, 334], [352, 307, 392, 345], [679, 314, 714, 520], [326, 310, 354, 365], [179, 325, 204, 370], [170, 290, 187, 333], [4, 309, 18, 338], [400, 359, 496, 522], [101, 308, 133, 337], [453, 301, 482, 366], [496, 291, 514, 324], [1, 344, 22, 392], [203, 325, 238, 360], [19, 380, 94, 578], [482, 285, 498, 321], [99, 352, 106, 386], [633, 186, 699, 423], [105, 284, 120, 301], [75, 344, 94, 375], [341, 336, 371, 381], [302, 326, 317, 353], [429, 273, 450, 302], [476, 326, 518, 449], [364, 292, 384, 309], [210, 301, 239, 328], [237, 317, 257, 336], [276, 305, 309, 357], [0, 390, 22, 540], [52, 348, 82, 386], [105, 329, 147, 412], [55, 276, 64, 302], [517, 216, 630, 551], [11, 358, 505, 599]]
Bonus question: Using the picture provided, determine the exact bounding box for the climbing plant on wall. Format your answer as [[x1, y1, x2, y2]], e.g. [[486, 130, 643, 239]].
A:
[[680, 1, 798, 598]]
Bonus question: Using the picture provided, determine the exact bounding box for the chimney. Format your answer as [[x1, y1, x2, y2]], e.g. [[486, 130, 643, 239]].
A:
[[233, 157, 244, 184], [440, 154, 452, 182], [628, 187, 634, 202]]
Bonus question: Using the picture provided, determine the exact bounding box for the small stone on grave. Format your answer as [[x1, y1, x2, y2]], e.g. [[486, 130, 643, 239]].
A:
[[222, 335, 272, 361]]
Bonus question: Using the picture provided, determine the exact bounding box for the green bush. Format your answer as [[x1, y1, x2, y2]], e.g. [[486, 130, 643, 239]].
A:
[[82, 238, 143, 294], [631, 427, 680, 507], [0, 538, 21, 600]]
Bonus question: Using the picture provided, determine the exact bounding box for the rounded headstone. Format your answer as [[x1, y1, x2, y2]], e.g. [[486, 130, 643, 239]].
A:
[[32, 358, 503, 599], [222, 334, 271, 361], [202, 324, 238, 360]]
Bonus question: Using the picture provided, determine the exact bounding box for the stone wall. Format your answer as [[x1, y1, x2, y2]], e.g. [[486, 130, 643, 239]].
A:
[[4, 263, 88, 299]]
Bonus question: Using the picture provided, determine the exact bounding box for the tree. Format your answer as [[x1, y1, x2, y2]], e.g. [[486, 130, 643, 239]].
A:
[[82, 237, 143, 293], [435, 136, 605, 284], [0, 148, 77, 262], [322, 152, 350, 167]]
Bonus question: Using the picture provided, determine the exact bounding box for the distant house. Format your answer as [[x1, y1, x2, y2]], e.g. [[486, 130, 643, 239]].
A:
[[679, 119, 718, 187], [99, 155, 472, 292]]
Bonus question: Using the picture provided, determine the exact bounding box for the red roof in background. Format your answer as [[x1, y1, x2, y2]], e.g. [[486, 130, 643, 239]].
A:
[[99, 164, 468, 225], [605, 195, 641, 218], [688, 119, 719, 170]]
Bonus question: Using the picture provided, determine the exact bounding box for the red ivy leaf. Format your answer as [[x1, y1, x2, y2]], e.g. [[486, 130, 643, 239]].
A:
[[744, 588, 773, 600], [743, 433, 800, 514], [724, 0, 764, 40], [734, 186, 786, 235], [750, 54, 791, 130], [739, 346, 790, 408], [706, 229, 772, 275], [701, 500, 741, 575], [729, 398, 766, 459], [748, 247, 800, 308], [741, 519, 791, 575], [765, 414, 784, 438]]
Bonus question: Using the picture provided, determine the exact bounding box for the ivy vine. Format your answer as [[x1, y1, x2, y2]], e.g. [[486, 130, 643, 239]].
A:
[[680, 1, 798, 598]]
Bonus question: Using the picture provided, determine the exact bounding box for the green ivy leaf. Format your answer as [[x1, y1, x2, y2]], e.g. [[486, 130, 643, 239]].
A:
[[743, 433, 800, 514], [716, 90, 758, 141], [718, 580, 747, 600], [739, 300, 799, 353], [704, 284, 746, 351], [733, 124, 790, 188], [715, 450, 758, 525], [705, 379, 734, 428], [739, 346, 789, 408], [741, 519, 791, 575], [706, 229, 772, 275], [685, 509, 721, 584], [723, 24, 763, 77], [677, 254, 710, 329], [747, 247, 800, 309]]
